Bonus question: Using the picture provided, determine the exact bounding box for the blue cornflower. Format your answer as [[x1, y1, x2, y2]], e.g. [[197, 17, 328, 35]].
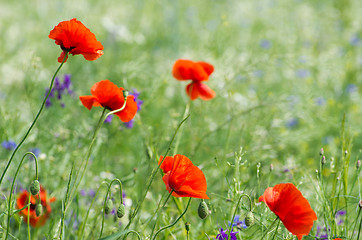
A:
[[259, 39, 272, 49], [285, 117, 299, 129], [1, 140, 17, 150], [229, 215, 247, 230], [346, 84, 357, 94], [314, 97, 326, 106], [216, 227, 238, 240], [335, 210, 346, 225], [104, 115, 114, 123], [45, 74, 73, 108], [296, 69, 311, 79]]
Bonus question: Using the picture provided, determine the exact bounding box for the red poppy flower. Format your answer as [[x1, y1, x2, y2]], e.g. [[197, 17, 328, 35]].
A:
[[159, 154, 209, 199], [172, 59, 215, 100], [79, 80, 137, 122], [16, 185, 56, 227], [259, 183, 317, 240], [49, 18, 104, 63]]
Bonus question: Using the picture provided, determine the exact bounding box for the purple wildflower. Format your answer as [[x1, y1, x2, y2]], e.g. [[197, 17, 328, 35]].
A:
[[229, 215, 247, 230], [296, 69, 311, 79], [104, 115, 114, 123], [350, 35, 360, 47], [335, 210, 346, 225], [45, 74, 73, 108], [123, 89, 143, 129], [346, 84, 357, 93], [259, 39, 271, 49], [1, 140, 17, 150], [285, 117, 299, 129], [315, 225, 328, 240], [315, 97, 326, 106], [216, 227, 238, 240]]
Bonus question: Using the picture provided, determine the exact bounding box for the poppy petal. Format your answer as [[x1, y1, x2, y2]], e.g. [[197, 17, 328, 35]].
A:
[[79, 95, 100, 110], [194, 82, 215, 100], [172, 59, 210, 81], [159, 155, 175, 173], [186, 82, 199, 100], [259, 183, 317, 240], [57, 51, 69, 63], [114, 95, 138, 122], [82, 50, 104, 61], [197, 61, 214, 76]]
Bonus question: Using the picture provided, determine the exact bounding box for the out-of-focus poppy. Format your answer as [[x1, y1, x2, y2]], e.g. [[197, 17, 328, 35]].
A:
[[49, 18, 104, 63], [259, 183, 317, 240], [16, 185, 56, 227], [159, 154, 209, 199], [79, 80, 137, 122], [172, 59, 215, 100]]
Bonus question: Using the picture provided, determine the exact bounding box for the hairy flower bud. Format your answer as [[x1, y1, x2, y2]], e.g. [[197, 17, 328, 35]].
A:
[[245, 211, 255, 226], [35, 204, 43, 217], [117, 205, 125, 218], [357, 160, 361, 169], [123, 90, 129, 99], [319, 148, 324, 156], [30, 180, 40, 196], [198, 201, 209, 219], [321, 156, 326, 165], [105, 200, 113, 215]]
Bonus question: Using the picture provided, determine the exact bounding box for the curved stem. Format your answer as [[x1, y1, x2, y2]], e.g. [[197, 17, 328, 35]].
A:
[[125, 115, 190, 230], [99, 178, 124, 239], [0, 56, 67, 186], [152, 197, 192, 240], [124, 230, 141, 240], [6, 152, 38, 240], [228, 193, 252, 237]]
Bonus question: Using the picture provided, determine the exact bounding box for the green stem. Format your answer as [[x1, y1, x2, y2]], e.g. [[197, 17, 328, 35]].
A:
[[79, 182, 108, 239], [59, 164, 74, 240], [125, 114, 190, 230], [228, 194, 252, 237], [99, 179, 124, 239], [271, 218, 280, 240], [6, 152, 38, 240], [27, 195, 31, 240], [0, 56, 67, 186], [173, 100, 191, 155], [351, 207, 361, 240], [261, 217, 279, 239], [68, 97, 128, 208], [124, 230, 141, 240], [358, 208, 362, 240], [151, 197, 192, 240]]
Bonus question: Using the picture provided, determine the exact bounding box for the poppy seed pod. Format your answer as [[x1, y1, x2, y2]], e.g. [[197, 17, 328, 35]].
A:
[[30, 180, 40, 196], [123, 90, 129, 99], [105, 200, 113, 215], [117, 205, 125, 218], [35, 204, 43, 217], [245, 211, 255, 226], [198, 201, 209, 219], [185, 222, 191, 231]]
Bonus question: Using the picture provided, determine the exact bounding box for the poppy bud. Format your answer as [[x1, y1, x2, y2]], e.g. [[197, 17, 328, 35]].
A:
[[123, 90, 129, 99], [198, 201, 209, 219], [245, 211, 255, 226], [35, 204, 43, 217], [105, 200, 113, 215], [185, 222, 191, 232], [30, 180, 40, 196], [117, 205, 125, 218], [357, 160, 361, 169]]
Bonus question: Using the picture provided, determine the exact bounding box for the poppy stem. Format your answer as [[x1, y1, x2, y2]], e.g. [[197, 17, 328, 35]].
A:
[[151, 197, 192, 240], [228, 193, 253, 237], [270, 218, 280, 240], [0, 55, 67, 187], [79, 182, 109, 239], [59, 164, 74, 240], [6, 152, 39, 240], [125, 114, 190, 231], [261, 216, 279, 239], [162, 190, 174, 208], [123, 230, 141, 239], [351, 207, 361, 240], [99, 178, 124, 239], [173, 99, 191, 155], [67, 93, 128, 212]]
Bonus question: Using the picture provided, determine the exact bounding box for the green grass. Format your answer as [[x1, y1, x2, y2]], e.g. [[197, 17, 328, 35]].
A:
[[0, 0, 361, 239]]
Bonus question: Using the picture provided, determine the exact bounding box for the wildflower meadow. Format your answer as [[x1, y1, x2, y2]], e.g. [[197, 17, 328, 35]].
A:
[[0, 0, 361, 239]]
